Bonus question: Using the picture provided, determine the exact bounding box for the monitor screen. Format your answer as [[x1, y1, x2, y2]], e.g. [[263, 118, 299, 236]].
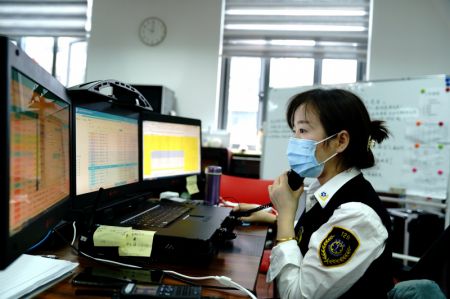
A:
[[0, 36, 71, 270], [142, 113, 201, 180], [75, 107, 139, 195]]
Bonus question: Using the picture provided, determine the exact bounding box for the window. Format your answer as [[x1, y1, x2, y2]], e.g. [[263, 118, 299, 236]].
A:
[[269, 58, 314, 89], [57, 38, 88, 87], [0, 0, 92, 87], [227, 57, 261, 150], [219, 0, 370, 152], [21, 37, 55, 74], [321, 59, 358, 85], [19, 37, 88, 87]]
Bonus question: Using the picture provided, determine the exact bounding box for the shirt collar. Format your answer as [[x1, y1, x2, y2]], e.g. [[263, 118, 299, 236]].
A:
[[313, 168, 361, 208]]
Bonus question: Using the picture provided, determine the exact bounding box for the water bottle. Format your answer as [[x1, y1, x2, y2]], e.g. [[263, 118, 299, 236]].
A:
[[204, 165, 222, 205]]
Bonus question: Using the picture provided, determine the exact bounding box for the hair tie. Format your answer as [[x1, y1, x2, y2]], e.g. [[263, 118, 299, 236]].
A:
[[367, 136, 376, 151]]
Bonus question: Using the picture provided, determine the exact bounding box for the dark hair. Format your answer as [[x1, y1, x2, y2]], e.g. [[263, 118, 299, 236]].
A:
[[286, 88, 390, 169]]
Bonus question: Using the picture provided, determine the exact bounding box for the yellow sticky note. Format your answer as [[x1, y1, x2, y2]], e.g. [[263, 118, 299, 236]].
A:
[[118, 229, 156, 257], [186, 175, 199, 195], [93, 225, 132, 247]]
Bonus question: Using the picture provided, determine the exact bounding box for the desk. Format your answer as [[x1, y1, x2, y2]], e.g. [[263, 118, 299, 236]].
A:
[[36, 225, 269, 299]]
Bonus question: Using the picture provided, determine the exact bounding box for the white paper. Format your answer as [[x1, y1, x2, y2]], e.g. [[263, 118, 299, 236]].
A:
[[0, 254, 78, 299]]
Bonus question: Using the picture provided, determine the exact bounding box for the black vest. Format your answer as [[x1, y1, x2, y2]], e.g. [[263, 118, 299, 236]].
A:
[[295, 174, 393, 299]]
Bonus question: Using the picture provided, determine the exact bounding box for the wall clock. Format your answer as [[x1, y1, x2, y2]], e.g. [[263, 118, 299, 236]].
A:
[[139, 17, 167, 46]]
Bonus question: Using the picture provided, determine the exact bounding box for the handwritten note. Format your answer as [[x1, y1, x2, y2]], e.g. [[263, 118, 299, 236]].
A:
[[118, 230, 156, 257], [186, 175, 200, 195], [93, 225, 131, 247], [93, 225, 157, 257]]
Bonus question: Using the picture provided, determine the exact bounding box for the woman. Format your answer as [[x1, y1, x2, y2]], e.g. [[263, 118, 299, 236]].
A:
[[240, 88, 393, 298]]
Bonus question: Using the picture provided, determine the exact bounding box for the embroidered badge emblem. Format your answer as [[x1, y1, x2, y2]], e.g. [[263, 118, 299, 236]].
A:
[[319, 226, 359, 267], [319, 191, 329, 201]]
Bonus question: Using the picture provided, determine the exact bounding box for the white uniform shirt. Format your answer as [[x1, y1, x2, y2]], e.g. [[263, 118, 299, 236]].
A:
[[267, 168, 388, 299]]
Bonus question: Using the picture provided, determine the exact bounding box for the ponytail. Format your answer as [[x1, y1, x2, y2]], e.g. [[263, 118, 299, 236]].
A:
[[362, 120, 390, 169], [369, 120, 390, 145]]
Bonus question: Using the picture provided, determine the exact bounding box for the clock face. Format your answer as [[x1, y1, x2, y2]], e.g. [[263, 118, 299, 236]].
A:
[[139, 17, 167, 46]]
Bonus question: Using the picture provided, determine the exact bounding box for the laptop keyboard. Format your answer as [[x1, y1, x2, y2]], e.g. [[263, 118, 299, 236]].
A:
[[120, 204, 191, 228]]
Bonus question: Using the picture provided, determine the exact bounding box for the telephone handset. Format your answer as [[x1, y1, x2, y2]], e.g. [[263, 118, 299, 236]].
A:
[[287, 169, 304, 190], [229, 170, 304, 218]]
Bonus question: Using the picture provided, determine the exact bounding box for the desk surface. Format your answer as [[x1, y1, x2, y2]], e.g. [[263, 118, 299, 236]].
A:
[[36, 225, 269, 299]]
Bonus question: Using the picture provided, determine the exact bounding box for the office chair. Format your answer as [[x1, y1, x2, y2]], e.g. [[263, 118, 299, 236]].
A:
[[388, 279, 446, 299], [403, 224, 450, 297], [201, 147, 232, 174], [219, 174, 274, 274], [219, 174, 273, 205]]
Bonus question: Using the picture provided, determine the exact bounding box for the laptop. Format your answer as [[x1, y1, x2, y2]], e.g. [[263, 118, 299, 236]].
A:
[[73, 104, 231, 263], [111, 198, 232, 263]]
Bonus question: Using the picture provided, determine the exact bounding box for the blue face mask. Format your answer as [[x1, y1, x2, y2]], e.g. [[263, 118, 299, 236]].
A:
[[286, 134, 338, 178]]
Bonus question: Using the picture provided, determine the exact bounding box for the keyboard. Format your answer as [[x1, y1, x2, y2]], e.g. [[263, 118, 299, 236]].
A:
[[120, 204, 191, 228]]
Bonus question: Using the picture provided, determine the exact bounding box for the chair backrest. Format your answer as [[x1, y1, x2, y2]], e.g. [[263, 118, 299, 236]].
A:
[[388, 279, 446, 299], [219, 174, 273, 205], [407, 225, 450, 296], [201, 147, 232, 174]]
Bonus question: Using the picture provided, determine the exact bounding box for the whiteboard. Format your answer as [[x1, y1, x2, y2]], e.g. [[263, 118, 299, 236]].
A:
[[261, 75, 450, 199]]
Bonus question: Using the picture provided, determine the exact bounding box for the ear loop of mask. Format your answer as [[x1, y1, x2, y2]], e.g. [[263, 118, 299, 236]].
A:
[[319, 152, 338, 165], [315, 133, 339, 164], [314, 133, 338, 145]]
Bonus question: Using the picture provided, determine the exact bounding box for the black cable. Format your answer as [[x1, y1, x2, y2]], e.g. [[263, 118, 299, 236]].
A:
[[230, 202, 272, 218], [27, 220, 73, 252], [52, 224, 80, 255]]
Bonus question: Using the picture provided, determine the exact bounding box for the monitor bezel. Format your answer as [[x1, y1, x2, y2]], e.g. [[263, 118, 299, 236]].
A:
[[0, 36, 72, 270], [140, 111, 202, 195], [71, 100, 142, 214]]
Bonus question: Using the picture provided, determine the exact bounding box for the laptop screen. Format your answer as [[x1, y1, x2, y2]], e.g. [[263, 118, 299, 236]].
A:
[[142, 114, 201, 180], [75, 107, 139, 195]]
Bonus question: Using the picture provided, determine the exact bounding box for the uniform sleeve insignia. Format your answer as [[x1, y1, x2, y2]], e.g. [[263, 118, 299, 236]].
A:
[[319, 226, 359, 267]]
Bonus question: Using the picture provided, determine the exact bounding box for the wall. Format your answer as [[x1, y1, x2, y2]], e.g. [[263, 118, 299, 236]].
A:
[[369, 0, 450, 80], [86, 0, 222, 129], [86, 0, 450, 130]]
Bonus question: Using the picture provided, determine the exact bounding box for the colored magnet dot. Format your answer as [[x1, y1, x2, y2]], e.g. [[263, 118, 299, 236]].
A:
[[446, 87, 450, 92], [412, 168, 417, 173], [438, 170, 443, 175], [415, 143, 420, 149], [438, 144, 444, 150], [416, 121, 421, 126], [420, 88, 426, 94], [438, 121, 444, 126]]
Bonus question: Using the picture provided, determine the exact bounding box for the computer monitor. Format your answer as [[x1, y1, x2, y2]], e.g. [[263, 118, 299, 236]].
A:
[[0, 36, 71, 270], [72, 101, 141, 211], [141, 111, 202, 193]]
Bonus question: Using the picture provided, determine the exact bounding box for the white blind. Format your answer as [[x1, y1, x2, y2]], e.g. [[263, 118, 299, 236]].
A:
[[223, 0, 370, 60], [0, 0, 91, 38]]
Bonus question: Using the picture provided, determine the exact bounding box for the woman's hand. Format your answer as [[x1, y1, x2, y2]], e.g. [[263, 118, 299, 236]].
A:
[[232, 203, 276, 224], [269, 172, 303, 216], [269, 172, 303, 239]]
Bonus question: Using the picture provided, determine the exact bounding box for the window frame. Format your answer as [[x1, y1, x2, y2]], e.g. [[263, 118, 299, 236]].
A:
[[218, 56, 365, 132]]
